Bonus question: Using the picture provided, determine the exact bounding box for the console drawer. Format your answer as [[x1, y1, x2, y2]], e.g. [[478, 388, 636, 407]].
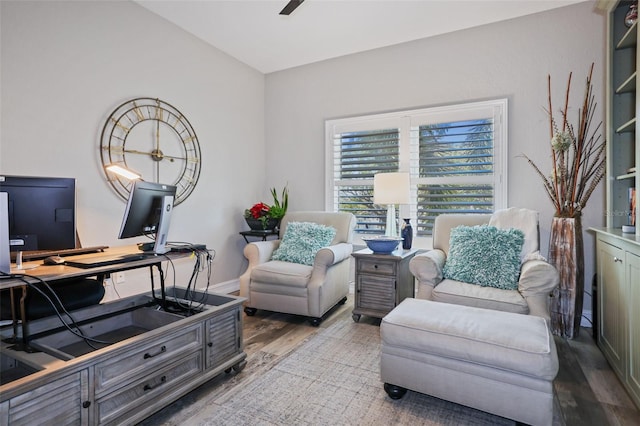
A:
[[96, 351, 202, 425], [94, 323, 202, 395]]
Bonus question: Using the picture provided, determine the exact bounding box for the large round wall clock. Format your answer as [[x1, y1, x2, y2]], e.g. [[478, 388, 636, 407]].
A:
[[100, 97, 202, 206]]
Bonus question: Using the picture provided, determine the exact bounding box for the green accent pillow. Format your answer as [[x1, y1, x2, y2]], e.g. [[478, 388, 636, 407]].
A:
[[443, 225, 525, 290], [271, 222, 337, 266]]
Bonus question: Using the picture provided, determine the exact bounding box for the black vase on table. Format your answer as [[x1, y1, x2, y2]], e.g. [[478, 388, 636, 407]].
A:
[[401, 218, 413, 249]]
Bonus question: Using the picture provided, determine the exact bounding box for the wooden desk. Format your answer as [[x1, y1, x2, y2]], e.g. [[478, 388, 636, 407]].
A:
[[0, 246, 247, 425], [1, 246, 188, 348], [0, 245, 187, 290]]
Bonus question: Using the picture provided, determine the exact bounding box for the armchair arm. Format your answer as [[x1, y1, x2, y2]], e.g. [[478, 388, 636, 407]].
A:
[[239, 240, 281, 301], [409, 249, 446, 300], [518, 259, 559, 320], [313, 243, 353, 269], [309, 243, 353, 287], [307, 243, 353, 318], [243, 240, 281, 265]]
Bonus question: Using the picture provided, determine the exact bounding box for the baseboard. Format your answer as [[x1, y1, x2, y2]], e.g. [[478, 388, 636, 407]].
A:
[[201, 278, 239, 295], [581, 309, 593, 328]]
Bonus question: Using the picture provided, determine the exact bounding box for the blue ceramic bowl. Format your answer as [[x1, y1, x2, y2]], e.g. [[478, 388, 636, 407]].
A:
[[362, 237, 403, 253]]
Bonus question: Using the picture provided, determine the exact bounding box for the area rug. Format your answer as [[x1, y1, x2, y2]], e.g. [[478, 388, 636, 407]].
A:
[[186, 316, 514, 425]]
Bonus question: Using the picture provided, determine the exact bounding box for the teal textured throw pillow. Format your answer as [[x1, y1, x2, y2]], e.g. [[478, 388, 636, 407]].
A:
[[271, 222, 337, 266], [443, 225, 525, 290]]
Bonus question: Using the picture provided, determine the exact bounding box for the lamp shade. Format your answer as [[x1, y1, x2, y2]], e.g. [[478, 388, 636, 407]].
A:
[[374, 172, 410, 205]]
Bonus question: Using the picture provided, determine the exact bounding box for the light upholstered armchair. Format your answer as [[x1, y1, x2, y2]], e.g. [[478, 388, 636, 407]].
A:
[[239, 211, 356, 326], [409, 208, 559, 321]]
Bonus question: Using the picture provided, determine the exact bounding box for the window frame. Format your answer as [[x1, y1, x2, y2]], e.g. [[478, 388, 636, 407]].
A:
[[325, 98, 508, 246]]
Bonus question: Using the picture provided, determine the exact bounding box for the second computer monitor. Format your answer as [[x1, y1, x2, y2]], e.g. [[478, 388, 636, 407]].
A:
[[118, 180, 177, 254]]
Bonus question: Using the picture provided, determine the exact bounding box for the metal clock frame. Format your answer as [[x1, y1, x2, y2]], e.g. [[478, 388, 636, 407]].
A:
[[100, 97, 201, 206]]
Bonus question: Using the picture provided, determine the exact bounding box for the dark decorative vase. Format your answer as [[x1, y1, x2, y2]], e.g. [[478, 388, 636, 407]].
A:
[[548, 214, 584, 339], [401, 218, 413, 249], [245, 217, 279, 231]]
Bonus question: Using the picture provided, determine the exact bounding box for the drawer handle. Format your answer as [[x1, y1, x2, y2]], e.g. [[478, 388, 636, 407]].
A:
[[614, 257, 623, 263], [143, 375, 166, 391], [144, 345, 167, 359], [374, 264, 378, 269]]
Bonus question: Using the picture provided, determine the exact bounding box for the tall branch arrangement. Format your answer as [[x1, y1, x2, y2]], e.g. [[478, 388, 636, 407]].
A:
[[522, 63, 606, 218]]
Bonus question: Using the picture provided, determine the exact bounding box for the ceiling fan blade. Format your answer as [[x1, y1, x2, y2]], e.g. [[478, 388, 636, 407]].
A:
[[279, 0, 304, 16]]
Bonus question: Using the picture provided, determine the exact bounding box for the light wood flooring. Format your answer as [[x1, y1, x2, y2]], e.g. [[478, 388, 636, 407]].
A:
[[142, 298, 640, 426]]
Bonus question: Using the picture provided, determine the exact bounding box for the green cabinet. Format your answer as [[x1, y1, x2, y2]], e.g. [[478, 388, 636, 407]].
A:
[[628, 249, 640, 403], [597, 236, 627, 377], [594, 229, 640, 408]]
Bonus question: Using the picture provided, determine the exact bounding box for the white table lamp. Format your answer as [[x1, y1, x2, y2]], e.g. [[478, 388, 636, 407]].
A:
[[374, 172, 410, 237]]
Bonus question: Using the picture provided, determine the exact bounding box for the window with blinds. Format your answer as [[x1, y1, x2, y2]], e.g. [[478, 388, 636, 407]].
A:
[[416, 119, 495, 236], [325, 99, 507, 240], [334, 128, 400, 234]]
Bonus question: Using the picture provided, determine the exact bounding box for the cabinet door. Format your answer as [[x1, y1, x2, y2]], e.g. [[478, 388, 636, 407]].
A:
[[206, 308, 242, 369], [357, 274, 396, 313], [6, 369, 89, 426], [598, 238, 626, 377], [627, 248, 640, 405]]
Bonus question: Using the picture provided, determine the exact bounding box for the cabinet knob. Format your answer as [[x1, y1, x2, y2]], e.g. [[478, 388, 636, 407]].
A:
[[82, 401, 91, 409], [614, 257, 623, 263]]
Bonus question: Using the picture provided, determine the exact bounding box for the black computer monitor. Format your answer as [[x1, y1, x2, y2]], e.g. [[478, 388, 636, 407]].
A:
[[118, 180, 176, 254], [0, 175, 77, 252], [0, 193, 10, 273]]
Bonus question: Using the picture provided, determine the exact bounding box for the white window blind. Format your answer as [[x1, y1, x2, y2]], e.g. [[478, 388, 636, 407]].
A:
[[325, 99, 507, 238]]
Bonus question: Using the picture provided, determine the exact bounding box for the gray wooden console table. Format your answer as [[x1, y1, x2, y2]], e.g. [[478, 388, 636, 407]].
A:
[[0, 246, 246, 425], [351, 248, 419, 322]]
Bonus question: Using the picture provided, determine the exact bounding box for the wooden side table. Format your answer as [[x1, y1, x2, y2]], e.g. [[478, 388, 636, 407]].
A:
[[351, 248, 420, 322]]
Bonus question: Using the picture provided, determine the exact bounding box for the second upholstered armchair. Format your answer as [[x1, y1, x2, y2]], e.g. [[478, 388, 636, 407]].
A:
[[409, 208, 559, 321], [239, 211, 356, 326]]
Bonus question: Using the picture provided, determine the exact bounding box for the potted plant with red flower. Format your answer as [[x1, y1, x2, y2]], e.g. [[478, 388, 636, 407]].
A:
[[244, 186, 289, 230]]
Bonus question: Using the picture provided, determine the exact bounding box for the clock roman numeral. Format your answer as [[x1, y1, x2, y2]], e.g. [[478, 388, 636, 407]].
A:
[[132, 103, 145, 121], [111, 117, 130, 133], [103, 146, 124, 154]]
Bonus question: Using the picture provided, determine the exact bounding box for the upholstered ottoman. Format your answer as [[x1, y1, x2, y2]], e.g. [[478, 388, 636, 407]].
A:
[[380, 298, 558, 426]]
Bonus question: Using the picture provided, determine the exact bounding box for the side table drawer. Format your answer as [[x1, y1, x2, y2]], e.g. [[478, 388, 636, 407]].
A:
[[358, 258, 397, 276], [94, 323, 202, 395]]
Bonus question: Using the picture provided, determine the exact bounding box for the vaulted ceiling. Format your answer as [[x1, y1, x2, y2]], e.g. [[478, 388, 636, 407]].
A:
[[136, 0, 590, 73]]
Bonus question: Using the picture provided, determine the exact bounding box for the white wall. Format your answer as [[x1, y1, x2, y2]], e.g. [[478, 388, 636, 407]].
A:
[[0, 1, 266, 296], [0, 1, 607, 322], [264, 2, 606, 324]]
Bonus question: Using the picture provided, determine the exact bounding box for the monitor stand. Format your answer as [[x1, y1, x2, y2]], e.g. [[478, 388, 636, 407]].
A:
[[151, 195, 173, 255]]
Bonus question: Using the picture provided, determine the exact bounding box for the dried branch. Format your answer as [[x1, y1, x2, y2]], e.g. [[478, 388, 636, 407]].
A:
[[523, 63, 605, 218]]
